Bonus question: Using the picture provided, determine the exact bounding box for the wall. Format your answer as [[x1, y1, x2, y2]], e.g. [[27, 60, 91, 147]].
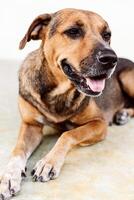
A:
[[0, 0, 134, 60]]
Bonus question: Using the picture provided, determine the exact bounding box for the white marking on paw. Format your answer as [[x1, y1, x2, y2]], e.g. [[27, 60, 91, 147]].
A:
[[0, 156, 26, 199]]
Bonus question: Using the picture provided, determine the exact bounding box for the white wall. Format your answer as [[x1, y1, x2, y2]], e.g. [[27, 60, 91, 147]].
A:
[[0, 0, 134, 60]]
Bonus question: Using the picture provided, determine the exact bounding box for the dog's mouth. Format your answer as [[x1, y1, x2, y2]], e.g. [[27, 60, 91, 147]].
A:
[[84, 74, 106, 92], [61, 59, 108, 96]]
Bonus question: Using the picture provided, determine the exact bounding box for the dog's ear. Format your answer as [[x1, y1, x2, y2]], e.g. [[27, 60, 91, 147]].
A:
[[19, 14, 52, 50]]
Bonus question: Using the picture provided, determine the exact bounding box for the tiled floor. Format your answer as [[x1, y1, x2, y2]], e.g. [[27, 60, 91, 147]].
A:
[[0, 60, 134, 200]]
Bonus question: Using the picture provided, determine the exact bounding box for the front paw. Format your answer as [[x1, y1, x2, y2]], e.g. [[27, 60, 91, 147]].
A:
[[0, 157, 26, 200], [31, 153, 64, 182]]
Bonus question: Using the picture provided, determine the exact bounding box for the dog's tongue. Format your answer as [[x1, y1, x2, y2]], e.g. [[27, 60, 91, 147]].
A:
[[86, 78, 105, 92]]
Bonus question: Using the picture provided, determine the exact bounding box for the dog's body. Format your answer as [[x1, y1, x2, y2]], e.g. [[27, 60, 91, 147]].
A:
[[0, 8, 134, 199], [19, 51, 134, 128]]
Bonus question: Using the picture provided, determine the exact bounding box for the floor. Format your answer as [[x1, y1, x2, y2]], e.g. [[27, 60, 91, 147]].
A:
[[0, 60, 134, 200]]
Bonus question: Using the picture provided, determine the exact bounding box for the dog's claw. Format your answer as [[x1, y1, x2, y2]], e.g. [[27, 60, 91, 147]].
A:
[[10, 189, 15, 197], [8, 180, 11, 191], [21, 170, 27, 178], [32, 175, 37, 182], [49, 169, 55, 179], [0, 194, 5, 200], [38, 176, 43, 182], [31, 169, 35, 176], [109, 121, 113, 126]]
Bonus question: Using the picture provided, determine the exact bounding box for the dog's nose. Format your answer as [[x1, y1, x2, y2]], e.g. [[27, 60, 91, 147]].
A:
[[97, 49, 117, 66]]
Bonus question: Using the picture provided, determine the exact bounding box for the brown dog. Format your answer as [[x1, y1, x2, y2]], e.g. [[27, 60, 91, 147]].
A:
[[0, 8, 134, 199]]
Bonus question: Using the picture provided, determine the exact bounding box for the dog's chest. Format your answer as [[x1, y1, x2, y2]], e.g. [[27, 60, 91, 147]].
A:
[[20, 87, 89, 125], [41, 89, 89, 121]]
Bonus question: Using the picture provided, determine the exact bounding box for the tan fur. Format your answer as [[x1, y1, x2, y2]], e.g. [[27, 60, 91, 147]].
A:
[[70, 98, 103, 125], [12, 122, 43, 158], [18, 96, 45, 125]]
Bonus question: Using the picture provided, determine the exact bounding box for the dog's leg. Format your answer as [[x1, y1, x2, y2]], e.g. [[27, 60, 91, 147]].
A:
[[0, 122, 43, 200], [31, 119, 107, 182], [115, 69, 134, 125]]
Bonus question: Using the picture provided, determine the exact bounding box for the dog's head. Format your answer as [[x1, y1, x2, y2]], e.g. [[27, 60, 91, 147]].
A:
[[19, 8, 117, 97]]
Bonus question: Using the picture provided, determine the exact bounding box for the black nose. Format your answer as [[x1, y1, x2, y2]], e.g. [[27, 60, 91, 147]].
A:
[[97, 49, 117, 65]]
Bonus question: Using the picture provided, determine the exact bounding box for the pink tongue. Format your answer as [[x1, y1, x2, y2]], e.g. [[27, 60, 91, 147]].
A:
[[86, 78, 105, 92]]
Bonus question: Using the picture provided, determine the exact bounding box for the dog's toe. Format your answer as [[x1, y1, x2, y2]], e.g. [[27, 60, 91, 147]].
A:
[[115, 110, 130, 125], [38, 163, 59, 182]]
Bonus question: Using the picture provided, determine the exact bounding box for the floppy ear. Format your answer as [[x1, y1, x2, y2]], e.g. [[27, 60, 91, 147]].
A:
[[19, 13, 52, 50]]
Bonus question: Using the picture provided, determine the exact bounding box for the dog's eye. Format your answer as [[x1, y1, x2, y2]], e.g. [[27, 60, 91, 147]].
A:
[[64, 27, 83, 39], [102, 31, 111, 41]]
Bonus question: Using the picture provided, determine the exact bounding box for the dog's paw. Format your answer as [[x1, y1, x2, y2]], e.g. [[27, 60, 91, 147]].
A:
[[114, 110, 130, 125], [31, 152, 64, 182], [0, 158, 26, 200]]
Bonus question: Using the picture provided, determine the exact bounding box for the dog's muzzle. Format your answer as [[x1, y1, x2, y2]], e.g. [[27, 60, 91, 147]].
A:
[[60, 49, 117, 97]]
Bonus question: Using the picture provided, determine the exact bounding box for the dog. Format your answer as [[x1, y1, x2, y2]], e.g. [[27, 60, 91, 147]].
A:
[[0, 8, 134, 199]]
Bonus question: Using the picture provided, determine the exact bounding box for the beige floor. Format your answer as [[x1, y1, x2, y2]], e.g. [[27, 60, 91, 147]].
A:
[[0, 60, 134, 200]]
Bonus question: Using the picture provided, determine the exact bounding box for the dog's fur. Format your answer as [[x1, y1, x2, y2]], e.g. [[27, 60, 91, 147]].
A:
[[0, 8, 134, 199]]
